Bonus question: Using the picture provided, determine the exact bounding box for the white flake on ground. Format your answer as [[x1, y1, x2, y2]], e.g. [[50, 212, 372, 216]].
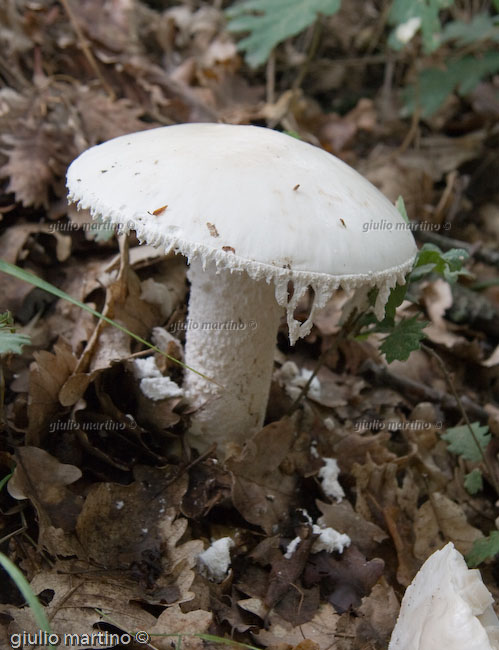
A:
[[198, 537, 235, 582], [312, 524, 351, 554], [131, 356, 183, 400], [318, 458, 345, 502], [140, 376, 183, 400], [284, 513, 351, 558], [275, 361, 322, 400], [284, 536, 301, 559], [140, 278, 174, 317], [132, 356, 161, 379]]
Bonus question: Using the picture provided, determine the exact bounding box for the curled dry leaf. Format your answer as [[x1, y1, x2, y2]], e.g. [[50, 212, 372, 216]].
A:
[[149, 606, 213, 650], [75, 87, 151, 147], [422, 278, 467, 347], [413, 492, 484, 559], [2, 568, 157, 650], [352, 457, 420, 586], [252, 602, 340, 650], [27, 340, 78, 445], [88, 269, 158, 373], [355, 580, 400, 648], [304, 546, 385, 614], [263, 532, 320, 624], [316, 499, 388, 555], [8, 446, 82, 531], [0, 126, 71, 208], [227, 417, 298, 534], [75, 466, 201, 604]]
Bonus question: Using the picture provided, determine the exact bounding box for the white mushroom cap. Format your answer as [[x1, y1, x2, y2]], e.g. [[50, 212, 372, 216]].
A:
[[389, 542, 499, 650], [67, 123, 416, 344]]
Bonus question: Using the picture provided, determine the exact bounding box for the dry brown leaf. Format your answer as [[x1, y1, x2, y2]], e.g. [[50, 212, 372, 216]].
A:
[[316, 500, 388, 554], [413, 492, 484, 559], [0, 223, 72, 313], [3, 568, 157, 649], [352, 457, 419, 586], [75, 466, 201, 604], [75, 86, 151, 146], [422, 279, 467, 347], [333, 431, 396, 472], [252, 602, 340, 649], [150, 606, 212, 650], [0, 125, 70, 208], [88, 268, 158, 372], [264, 533, 320, 624], [361, 151, 433, 220], [304, 546, 384, 614], [7, 446, 82, 532], [181, 458, 232, 518], [27, 340, 78, 445], [227, 417, 298, 534], [355, 580, 399, 648]]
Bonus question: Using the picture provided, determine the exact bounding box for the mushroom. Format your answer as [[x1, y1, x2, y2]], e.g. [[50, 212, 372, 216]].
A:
[[66, 123, 416, 452], [389, 542, 499, 650]]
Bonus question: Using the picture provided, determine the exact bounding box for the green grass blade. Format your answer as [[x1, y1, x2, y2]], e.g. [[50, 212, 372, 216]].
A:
[[0, 259, 221, 387], [0, 552, 56, 650], [0, 472, 12, 492]]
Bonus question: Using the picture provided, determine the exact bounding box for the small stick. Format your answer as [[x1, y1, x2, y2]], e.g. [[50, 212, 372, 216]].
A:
[[59, 0, 115, 100]]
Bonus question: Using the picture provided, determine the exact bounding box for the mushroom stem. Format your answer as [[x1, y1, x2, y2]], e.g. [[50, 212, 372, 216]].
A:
[[184, 258, 282, 452]]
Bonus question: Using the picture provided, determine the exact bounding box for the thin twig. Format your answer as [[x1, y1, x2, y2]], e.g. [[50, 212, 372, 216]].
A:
[[292, 18, 323, 92], [266, 50, 276, 105], [395, 104, 421, 156], [59, 0, 115, 100]]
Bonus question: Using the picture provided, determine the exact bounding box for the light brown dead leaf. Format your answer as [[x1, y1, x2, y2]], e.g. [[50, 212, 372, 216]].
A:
[[422, 278, 467, 347], [88, 268, 158, 372], [0, 124, 71, 208], [7, 446, 82, 532], [252, 602, 340, 650], [316, 499, 388, 554], [227, 418, 298, 534], [413, 492, 484, 559], [75, 86, 151, 147], [352, 457, 420, 586], [333, 431, 396, 472], [3, 568, 157, 650], [75, 466, 201, 604], [27, 340, 78, 445], [355, 580, 399, 648], [150, 606, 212, 650]]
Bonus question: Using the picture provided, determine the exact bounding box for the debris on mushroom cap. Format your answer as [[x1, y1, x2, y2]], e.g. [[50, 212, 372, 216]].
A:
[[388, 542, 499, 650], [67, 123, 417, 345]]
